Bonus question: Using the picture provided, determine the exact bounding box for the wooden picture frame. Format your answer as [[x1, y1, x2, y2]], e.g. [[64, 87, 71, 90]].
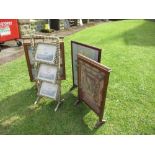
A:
[[23, 43, 36, 82], [59, 41, 66, 80], [71, 41, 101, 90], [77, 54, 111, 128]]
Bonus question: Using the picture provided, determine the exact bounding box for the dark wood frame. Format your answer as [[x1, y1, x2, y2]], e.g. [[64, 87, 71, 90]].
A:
[[23, 41, 66, 81], [70, 40, 101, 90], [23, 43, 34, 82], [77, 54, 111, 128], [60, 41, 66, 80]]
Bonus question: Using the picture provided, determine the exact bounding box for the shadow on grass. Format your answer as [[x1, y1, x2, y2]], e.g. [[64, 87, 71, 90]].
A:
[[99, 20, 155, 47], [123, 20, 155, 46], [0, 86, 99, 135]]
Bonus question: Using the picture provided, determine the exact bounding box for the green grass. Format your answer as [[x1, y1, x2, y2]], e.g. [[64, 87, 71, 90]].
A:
[[0, 19, 155, 134]]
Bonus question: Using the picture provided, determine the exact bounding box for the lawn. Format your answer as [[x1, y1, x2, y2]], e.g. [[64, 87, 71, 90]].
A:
[[0, 19, 155, 134]]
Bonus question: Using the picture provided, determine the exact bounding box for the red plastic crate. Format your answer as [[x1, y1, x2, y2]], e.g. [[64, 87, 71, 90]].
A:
[[0, 19, 20, 43]]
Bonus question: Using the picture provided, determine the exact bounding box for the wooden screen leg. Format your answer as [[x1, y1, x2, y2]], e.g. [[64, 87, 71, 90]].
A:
[[69, 85, 77, 92], [74, 99, 80, 106], [94, 117, 106, 129]]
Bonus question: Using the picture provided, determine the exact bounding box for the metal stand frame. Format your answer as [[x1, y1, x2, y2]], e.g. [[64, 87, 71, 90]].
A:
[[32, 35, 63, 111]]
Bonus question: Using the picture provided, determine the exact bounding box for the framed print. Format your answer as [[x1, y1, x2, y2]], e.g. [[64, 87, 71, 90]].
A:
[[77, 54, 111, 128], [23, 43, 36, 81], [37, 64, 57, 83], [71, 41, 101, 88], [39, 81, 58, 99], [35, 43, 57, 64]]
